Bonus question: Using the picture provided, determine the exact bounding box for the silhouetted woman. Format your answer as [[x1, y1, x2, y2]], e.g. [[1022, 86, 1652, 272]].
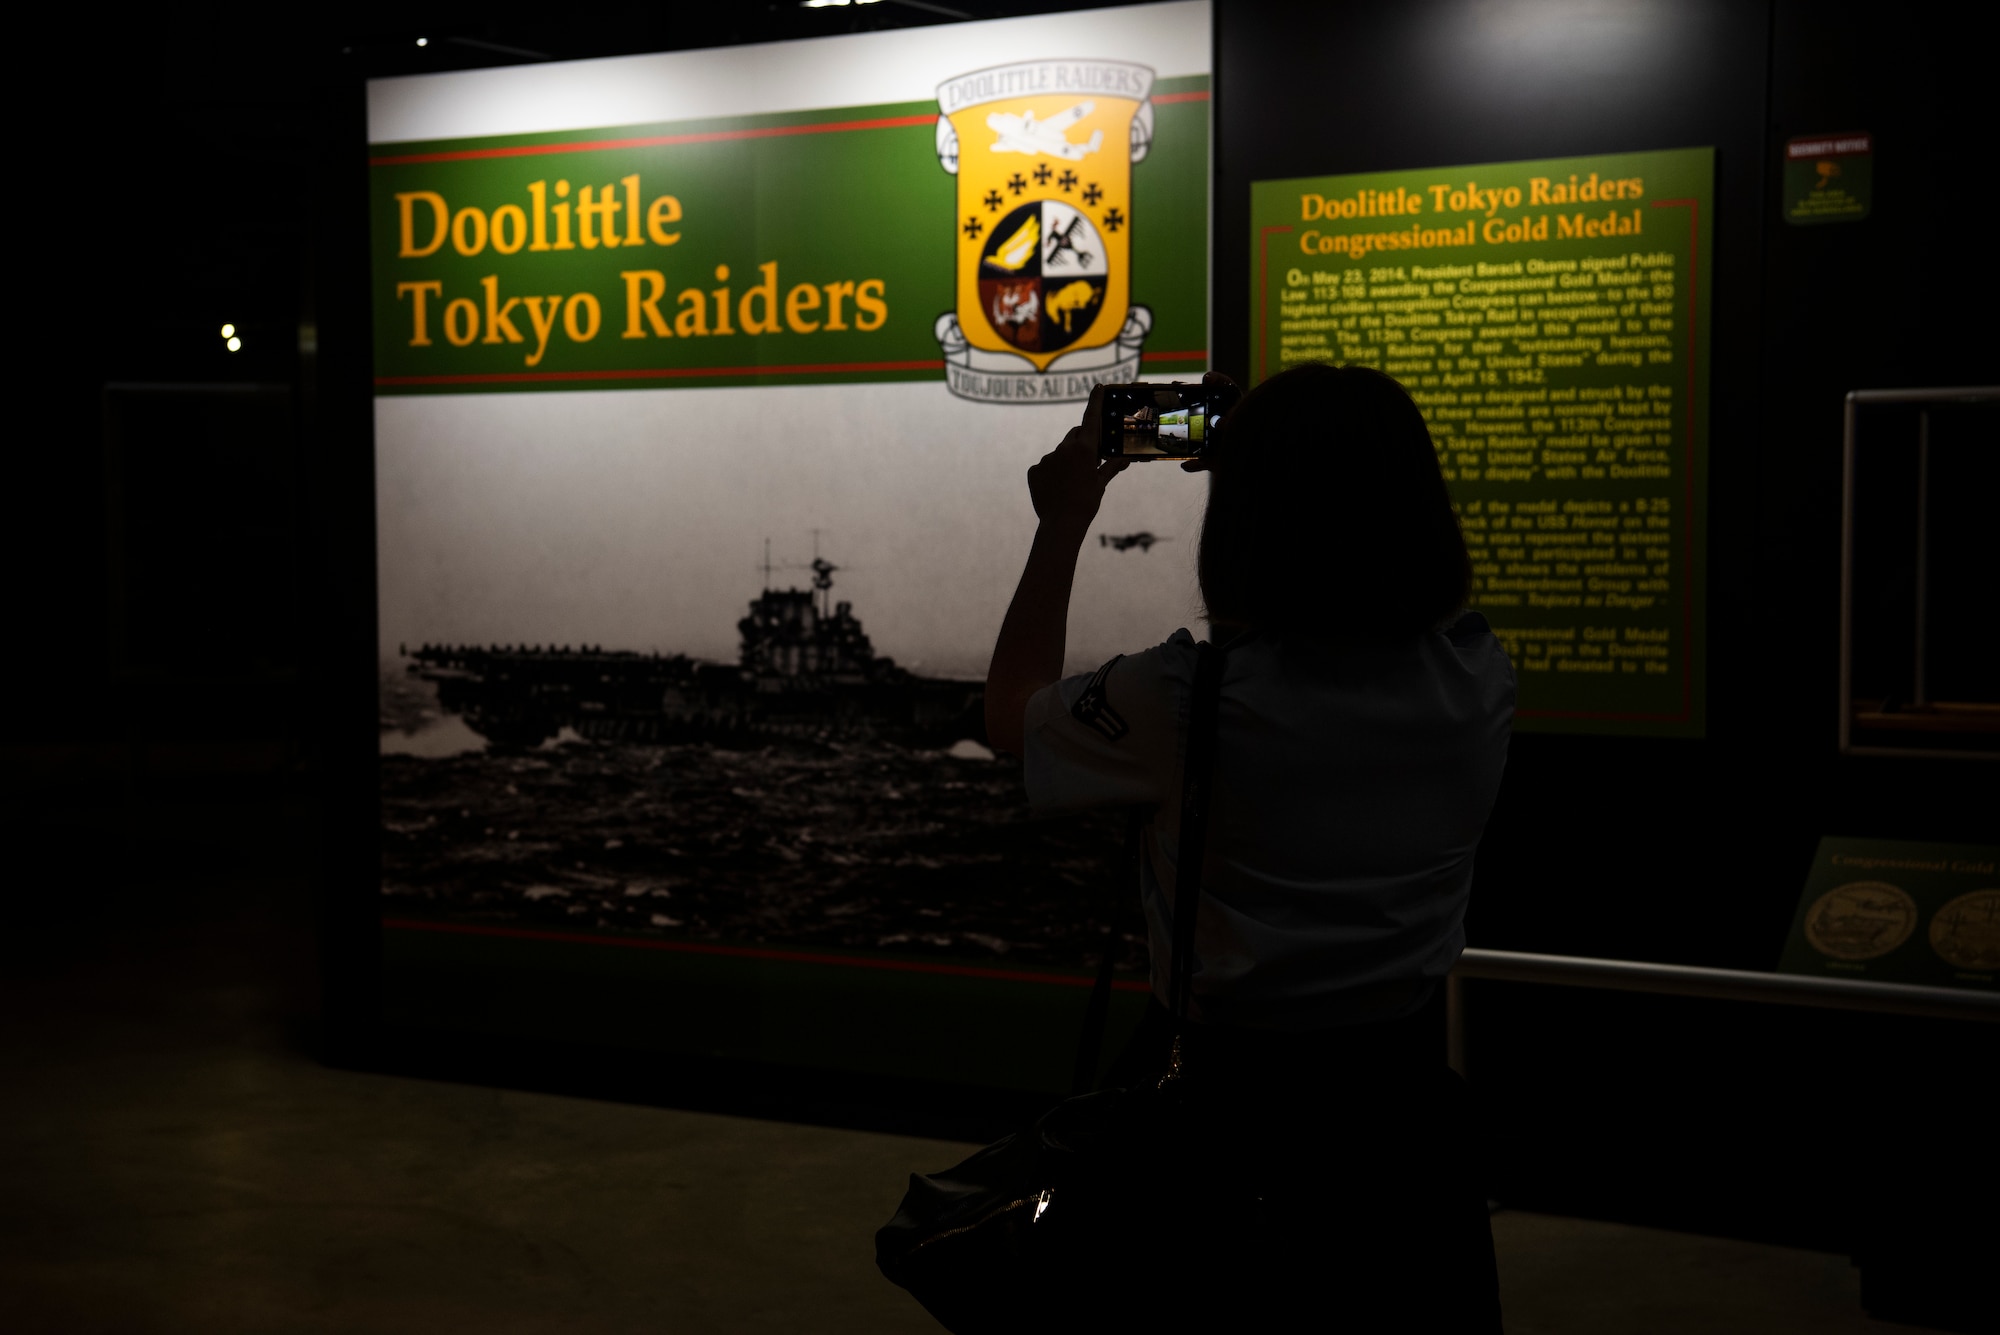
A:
[[986, 363, 1512, 1330]]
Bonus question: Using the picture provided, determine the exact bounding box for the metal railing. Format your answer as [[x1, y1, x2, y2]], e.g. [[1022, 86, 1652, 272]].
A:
[[1445, 947, 1998, 1072]]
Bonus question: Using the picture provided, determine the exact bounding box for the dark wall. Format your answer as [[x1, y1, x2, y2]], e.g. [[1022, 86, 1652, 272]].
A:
[[1218, 0, 1993, 1251], [1761, 1, 1998, 728]]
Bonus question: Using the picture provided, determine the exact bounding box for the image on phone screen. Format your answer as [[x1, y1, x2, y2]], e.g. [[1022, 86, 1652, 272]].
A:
[[1117, 388, 1207, 457]]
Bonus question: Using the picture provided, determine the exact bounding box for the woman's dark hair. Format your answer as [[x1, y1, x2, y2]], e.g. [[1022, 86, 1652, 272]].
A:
[[1197, 363, 1470, 642]]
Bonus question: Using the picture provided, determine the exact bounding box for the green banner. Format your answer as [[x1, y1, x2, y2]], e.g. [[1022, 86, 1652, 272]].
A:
[[1250, 148, 1713, 735], [368, 77, 1209, 396], [1779, 838, 1999, 989]]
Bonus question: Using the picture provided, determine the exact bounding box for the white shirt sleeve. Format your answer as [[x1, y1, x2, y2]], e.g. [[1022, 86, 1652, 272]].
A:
[[1021, 630, 1194, 813]]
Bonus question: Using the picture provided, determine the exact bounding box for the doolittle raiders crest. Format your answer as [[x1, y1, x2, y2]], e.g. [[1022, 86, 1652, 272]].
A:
[[933, 60, 1156, 403]]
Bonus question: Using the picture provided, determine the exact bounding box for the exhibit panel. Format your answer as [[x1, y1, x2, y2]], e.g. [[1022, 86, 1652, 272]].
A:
[[367, 3, 1212, 1089], [1251, 150, 1713, 735]]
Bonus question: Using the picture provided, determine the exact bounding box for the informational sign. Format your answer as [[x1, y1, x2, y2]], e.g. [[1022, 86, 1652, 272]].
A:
[[1779, 838, 1999, 990], [1250, 149, 1713, 734], [368, 4, 1211, 1089], [1783, 132, 1871, 226]]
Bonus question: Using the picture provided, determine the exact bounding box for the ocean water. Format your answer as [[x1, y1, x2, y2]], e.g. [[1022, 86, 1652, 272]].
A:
[[379, 733, 1137, 971]]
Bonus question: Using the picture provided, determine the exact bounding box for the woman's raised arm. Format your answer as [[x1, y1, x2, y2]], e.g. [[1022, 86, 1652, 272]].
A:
[[984, 388, 1126, 755]]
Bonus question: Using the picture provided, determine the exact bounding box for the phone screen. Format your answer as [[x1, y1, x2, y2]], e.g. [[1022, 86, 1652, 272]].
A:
[[1100, 384, 1235, 459]]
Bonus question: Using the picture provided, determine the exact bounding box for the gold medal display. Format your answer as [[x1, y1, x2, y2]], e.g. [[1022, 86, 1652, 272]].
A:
[[1929, 889, 2000, 972], [1802, 881, 1919, 961]]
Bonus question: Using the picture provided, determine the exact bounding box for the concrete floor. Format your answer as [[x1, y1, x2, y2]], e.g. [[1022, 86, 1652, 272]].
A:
[[0, 799, 1934, 1334]]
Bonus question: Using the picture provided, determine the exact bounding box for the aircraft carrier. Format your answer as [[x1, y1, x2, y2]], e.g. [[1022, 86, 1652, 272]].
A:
[[400, 555, 984, 749], [377, 551, 1137, 967]]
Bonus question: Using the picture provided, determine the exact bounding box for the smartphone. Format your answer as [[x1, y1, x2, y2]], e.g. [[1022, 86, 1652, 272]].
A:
[[1098, 382, 1241, 460]]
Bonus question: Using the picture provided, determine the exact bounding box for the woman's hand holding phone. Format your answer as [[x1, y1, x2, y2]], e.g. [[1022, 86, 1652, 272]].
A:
[[1028, 385, 1126, 536]]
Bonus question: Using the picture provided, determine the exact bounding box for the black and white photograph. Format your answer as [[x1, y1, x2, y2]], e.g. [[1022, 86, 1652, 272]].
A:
[[375, 386, 1198, 970]]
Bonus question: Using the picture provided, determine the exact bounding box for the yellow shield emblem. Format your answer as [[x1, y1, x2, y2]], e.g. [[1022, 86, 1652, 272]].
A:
[[934, 61, 1155, 403]]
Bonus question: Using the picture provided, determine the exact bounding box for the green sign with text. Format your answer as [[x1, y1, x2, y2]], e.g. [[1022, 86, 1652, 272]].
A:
[[1250, 148, 1713, 734], [369, 75, 1210, 398]]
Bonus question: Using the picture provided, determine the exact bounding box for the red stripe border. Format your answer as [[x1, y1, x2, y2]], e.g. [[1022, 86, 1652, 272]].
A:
[[370, 114, 936, 166], [379, 353, 1210, 387], [371, 90, 1207, 166], [376, 359, 941, 387], [384, 916, 1150, 991], [1257, 225, 1294, 382], [1650, 197, 1700, 724], [1516, 708, 1694, 722]]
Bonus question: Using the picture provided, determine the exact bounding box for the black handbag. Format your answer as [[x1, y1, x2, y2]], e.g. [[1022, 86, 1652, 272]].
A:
[[874, 636, 1242, 1332]]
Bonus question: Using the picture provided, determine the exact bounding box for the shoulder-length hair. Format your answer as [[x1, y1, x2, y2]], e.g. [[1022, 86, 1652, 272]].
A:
[[1197, 363, 1470, 642]]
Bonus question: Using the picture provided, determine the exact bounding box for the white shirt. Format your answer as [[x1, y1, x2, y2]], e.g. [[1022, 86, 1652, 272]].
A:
[[1024, 614, 1514, 1030]]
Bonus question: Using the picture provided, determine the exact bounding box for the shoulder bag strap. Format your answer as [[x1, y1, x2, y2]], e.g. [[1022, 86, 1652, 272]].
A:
[[1071, 805, 1150, 1095], [1167, 634, 1235, 1027]]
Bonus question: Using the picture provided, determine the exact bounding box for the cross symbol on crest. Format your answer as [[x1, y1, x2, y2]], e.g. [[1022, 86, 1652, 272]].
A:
[[982, 190, 1004, 212], [1033, 163, 1052, 185], [963, 216, 984, 239], [1082, 182, 1103, 205], [1101, 207, 1125, 232], [1057, 169, 1078, 192], [1007, 173, 1028, 195]]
